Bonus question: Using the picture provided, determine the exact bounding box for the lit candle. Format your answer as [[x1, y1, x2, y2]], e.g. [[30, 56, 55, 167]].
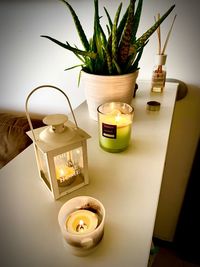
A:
[[58, 196, 105, 256], [66, 210, 98, 235], [97, 102, 134, 152], [56, 165, 76, 185], [76, 220, 87, 232], [54, 151, 77, 186]]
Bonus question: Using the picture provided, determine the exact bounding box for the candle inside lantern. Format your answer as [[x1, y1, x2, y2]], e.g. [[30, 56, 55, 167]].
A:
[[66, 210, 98, 235], [56, 165, 76, 182], [97, 102, 134, 152], [54, 151, 81, 187]]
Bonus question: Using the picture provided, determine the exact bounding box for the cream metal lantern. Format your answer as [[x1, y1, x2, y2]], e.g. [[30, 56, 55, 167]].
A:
[[25, 85, 90, 200]]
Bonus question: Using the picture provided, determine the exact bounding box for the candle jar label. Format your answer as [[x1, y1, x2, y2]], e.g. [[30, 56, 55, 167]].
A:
[[102, 123, 117, 139]]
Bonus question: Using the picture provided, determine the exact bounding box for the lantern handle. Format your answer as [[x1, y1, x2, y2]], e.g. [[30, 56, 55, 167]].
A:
[[25, 85, 78, 143]]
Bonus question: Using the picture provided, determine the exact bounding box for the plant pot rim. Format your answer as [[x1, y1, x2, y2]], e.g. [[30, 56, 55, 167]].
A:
[[81, 70, 139, 78]]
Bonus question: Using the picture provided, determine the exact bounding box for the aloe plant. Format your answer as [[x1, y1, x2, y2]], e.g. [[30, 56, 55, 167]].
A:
[[41, 0, 175, 75]]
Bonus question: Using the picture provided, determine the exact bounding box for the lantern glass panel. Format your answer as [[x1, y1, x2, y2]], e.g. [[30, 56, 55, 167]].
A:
[[53, 147, 84, 189], [36, 146, 51, 190]]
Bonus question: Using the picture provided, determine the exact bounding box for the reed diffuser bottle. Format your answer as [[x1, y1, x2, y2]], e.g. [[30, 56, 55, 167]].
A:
[[151, 13, 176, 93], [151, 54, 167, 93]]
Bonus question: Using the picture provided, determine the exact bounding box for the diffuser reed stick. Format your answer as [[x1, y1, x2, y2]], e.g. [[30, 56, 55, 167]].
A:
[[155, 13, 177, 55], [151, 13, 176, 93], [154, 13, 161, 54], [155, 14, 176, 72], [162, 14, 177, 54]]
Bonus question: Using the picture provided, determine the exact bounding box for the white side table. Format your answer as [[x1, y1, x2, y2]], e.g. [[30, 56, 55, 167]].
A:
[[0, 81, 178, 267]]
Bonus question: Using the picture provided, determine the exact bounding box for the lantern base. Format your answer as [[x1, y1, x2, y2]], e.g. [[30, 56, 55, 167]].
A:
[[57, 175, 76, 187]]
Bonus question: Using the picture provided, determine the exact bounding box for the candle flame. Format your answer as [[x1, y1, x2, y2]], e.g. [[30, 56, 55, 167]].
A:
[[76, 219, 87, 232], [79, 220, 84, 226], [59, 168, 65, 176], [56, 165, 76, 182], [115, 113, 121, 123]]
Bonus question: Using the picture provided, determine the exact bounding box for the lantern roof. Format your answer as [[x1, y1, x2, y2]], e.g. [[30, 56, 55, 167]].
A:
[[26, 120, 90, 153]]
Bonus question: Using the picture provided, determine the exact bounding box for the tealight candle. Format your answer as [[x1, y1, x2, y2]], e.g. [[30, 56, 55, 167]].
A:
[[54, 151, 77, 187], [97, 102, 134, 152], [58, 196, 105, 256], [55, 165, 76, 186], [66, 210, 98, 235]]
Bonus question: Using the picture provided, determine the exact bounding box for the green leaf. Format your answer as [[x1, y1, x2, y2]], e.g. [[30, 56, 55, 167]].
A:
[[60, 0, 90, 51], [99, 26, 112, 74], [134, 4, 175, 50], [117, 6, 129, 42], [118, 0, 136, 65], [113, 58, 122, 74], [77, 69, 82, 87], [104, 7, 113, 31], [64, 64, 83, 71], [106, 25, 111, 36], [131, 0, 143, 44], [41, 35, 96, 59], [112, 2, 123, 62], [92, 0, 107, 73], [128, 40, 148, 72], [67, 42, 85, 63]]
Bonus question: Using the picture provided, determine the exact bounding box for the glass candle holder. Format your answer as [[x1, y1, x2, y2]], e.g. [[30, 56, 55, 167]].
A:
[[97, 102, 134, 153], [58, 196, 105, 256]]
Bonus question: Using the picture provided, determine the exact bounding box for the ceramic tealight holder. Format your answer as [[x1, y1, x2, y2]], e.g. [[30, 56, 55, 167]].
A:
[[58, 196, 105, 256]]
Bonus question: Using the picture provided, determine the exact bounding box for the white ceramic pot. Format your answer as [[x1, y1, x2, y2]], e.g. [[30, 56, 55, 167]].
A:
[[81, 71, 139, 121]]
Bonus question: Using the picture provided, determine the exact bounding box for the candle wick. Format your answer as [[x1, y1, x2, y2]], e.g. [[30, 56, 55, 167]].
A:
[[76, 220, 87, 232], [80, 224, 84, 230]]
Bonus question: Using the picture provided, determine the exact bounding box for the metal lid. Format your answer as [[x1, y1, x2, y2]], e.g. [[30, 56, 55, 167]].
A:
[[39, 114, 75, 144], [146, 101, 161, 111], [43, 114, 68, 127]]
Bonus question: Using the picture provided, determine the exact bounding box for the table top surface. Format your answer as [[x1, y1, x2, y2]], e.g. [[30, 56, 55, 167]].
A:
[[0, 81, 178, 267]]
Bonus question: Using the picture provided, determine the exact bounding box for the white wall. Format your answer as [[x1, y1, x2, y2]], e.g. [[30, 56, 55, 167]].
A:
[[1, 0, 199, 113], [0, 0, 200, 112], [0, 0, 200, 240]]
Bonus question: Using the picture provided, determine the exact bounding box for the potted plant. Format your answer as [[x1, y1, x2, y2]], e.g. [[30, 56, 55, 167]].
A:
[[41, 0, 175, 120]]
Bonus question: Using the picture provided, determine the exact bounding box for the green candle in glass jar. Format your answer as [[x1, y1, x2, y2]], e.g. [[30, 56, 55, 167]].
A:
[[97, 102, 134, 153]]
